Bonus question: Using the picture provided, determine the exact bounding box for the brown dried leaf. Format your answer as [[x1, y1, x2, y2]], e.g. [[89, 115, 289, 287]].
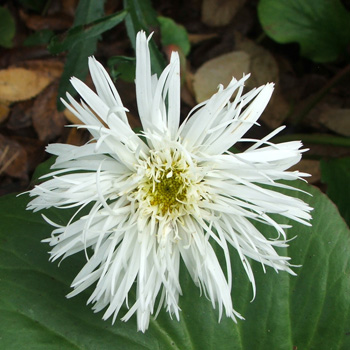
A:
[[13, 136, 46, 173], [32, 84, 66, 141], [0, 134, 28, 179], [306, 142, 350, 159], [188, 33, 218, 44], [66, 128, 91, 146], [20, 9, 73, 31], [105, 0, 122, 15], [64, 108, 82, 125], [61, 0, 79, 16], [290, 159, 320, 184], [126, 112, 142, 129], [64, 102, 108, 128], [0, 47, 50, 69], [193, 51, 250, 103], [7, 100, 34, 130], [202, 0, 246, 27], [320, 108, 350, 137], [19, 60, 64, 80], [0, 103, 10, 124], [234, 33, 279, 88], [182, 83, 197, 109], [0, 68, 53, 103], [192, 37, 288, 128], [262, 91, 290, 129], [234, 32, 289, 128]]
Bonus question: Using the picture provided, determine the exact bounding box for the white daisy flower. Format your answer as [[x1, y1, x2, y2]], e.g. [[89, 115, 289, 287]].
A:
[[27, 31, 312, 332]]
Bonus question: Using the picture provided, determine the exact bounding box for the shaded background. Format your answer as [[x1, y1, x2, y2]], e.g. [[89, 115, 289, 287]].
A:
[[0, 0, 349, 226]]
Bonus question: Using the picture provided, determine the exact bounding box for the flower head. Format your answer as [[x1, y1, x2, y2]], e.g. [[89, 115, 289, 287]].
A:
[[27, 31, 312, 332]]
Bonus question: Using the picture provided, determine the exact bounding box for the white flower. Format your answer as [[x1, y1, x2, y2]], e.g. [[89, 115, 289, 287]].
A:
[[27, 31, 312, 332]]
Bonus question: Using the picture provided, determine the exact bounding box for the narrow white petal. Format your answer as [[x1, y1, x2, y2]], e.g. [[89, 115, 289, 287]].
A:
[[135, 31, 153, 131]]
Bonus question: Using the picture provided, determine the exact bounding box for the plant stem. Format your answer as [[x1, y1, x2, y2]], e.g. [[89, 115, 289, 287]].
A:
[[255, 32, 266, 44]]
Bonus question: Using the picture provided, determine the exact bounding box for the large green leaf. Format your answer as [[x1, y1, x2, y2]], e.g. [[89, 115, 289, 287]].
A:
[[108, 56, 136, 82], [1, 181, 349, 349], [56, 0, 106, 110], [321, 157, 350, 226], [31, 156, 56, 182], [23, 29, 54, 47], [258, 0, 350, 62], [49, 11, 127, 54], [158, 16, 190, 56], [123, 0, 166, 76]]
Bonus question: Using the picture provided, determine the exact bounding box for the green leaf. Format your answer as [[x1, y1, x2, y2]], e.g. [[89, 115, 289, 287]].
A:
[[0, 7, 15, 48], [1, 180, 350, 349], [123, 0, 166, 76], [108, 56, 136, 82], [73, 0, 105, 26], [31, 156, 56, 182], [158, 16, 190, 56], [258, 0, 350, 62], [321, 157, 350, 226], [56, 0, 106, 111], [57, 45, 96, 111], [49, 11, 127, 54], [23, 29, 54, 46]]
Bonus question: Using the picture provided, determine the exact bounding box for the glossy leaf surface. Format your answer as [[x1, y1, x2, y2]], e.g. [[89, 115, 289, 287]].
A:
[[1, 182, 349, 349], [258, 0, 350, 62]]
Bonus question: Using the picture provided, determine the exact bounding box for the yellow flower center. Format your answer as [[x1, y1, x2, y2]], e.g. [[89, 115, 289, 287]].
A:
[[135, 147, 204, 219], [148, 168, 187, 215]]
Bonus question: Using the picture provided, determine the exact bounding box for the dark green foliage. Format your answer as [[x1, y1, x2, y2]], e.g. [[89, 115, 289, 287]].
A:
[[1, 182, 350, 349], [258, 0, 350, 62]]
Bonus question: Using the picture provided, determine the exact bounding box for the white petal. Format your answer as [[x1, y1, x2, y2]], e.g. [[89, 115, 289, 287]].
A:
[[135, 31, 153, 131]]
